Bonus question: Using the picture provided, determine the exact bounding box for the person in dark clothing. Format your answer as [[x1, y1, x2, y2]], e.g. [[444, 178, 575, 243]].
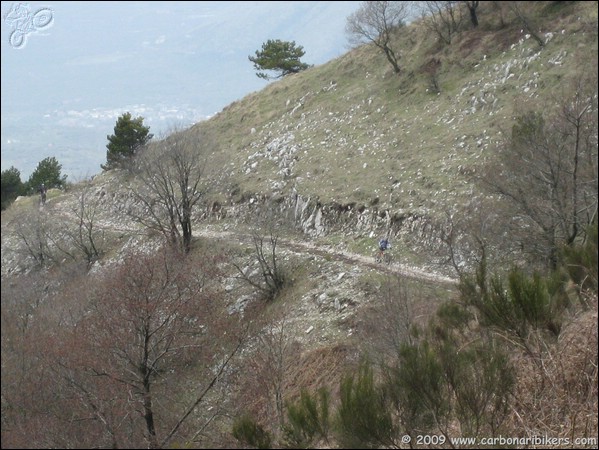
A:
[[377, 237, 390, 262], [39, 183, 47, 205]]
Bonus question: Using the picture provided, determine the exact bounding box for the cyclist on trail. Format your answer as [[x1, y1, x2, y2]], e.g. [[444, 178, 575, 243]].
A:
[[378, 236, 391, 262]]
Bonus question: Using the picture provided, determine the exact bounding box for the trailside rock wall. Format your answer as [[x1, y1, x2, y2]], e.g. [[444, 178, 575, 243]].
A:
[[203, 189, 441, 249]]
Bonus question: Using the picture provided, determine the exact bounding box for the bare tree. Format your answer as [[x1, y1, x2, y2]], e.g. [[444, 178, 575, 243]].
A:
[[463, 0, 479, 28], [422, 57, 442, 94], [1, 272, 47, 407], [0, 264, 91, 448], [481, 72, 598, 268], [12, 205, 55, 267], [345, 1, 411, 75], [48, 180, 106, 266], [256, 315, 296, 432], [508, 1, 545, 48], [51, 247, 244, 448], [132, 127, 209, 254], [233, 308, 307, 444], [231, 209, 291, 303], [555, 71, 599, 243], [232, 230, 288, 302], [358, 272, 416, 363], [420, 1, 466, 45], [11, 182, 106, 269], [435, 197, 518, 277], [490, 1, 508, 28]]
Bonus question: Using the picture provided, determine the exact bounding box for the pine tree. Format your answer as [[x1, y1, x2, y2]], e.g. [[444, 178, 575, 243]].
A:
[[248, 39, 311, 80], [103, 112, 153, 170], [1, 166, 25, 210], [27, 156, 67, 191]]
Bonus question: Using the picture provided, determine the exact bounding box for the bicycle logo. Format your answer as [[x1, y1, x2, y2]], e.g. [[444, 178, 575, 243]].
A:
[[4, 3, 54, 49]]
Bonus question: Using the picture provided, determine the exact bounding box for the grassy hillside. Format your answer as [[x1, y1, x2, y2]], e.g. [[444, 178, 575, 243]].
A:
[[191, 1, 597, 219]]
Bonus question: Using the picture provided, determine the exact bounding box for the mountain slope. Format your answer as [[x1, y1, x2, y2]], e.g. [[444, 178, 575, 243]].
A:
[[189, 0, 597, 230], [1, 2, 597, 448]]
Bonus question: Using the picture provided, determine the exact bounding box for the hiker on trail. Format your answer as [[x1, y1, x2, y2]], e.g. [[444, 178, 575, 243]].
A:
[[39, 183, 47, 205]]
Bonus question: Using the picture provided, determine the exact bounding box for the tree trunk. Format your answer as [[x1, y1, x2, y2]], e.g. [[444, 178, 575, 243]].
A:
[[468, 4, 478, 28], [143, 374, 158, 449]]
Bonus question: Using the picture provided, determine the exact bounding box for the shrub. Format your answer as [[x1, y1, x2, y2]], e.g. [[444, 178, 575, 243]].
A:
[[283, 387, 330, 448], [336, 362, 395, 449], [232, 414, 272, 449]]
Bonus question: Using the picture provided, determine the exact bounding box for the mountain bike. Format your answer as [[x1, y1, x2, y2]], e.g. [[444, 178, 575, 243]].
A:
[[374, 249, 392, 265]]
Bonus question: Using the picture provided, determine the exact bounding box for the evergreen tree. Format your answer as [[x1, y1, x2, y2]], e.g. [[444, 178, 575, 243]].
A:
[[27, 157, 67, 191], [248, 39, 311, 80], [1, 166, 25, 210], [103, 112, 153, 170]]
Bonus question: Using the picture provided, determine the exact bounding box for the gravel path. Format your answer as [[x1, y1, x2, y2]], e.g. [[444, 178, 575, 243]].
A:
[[196, 228, 457, 286]]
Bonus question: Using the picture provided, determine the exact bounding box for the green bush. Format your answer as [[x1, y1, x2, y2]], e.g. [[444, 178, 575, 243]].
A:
[[103, 112, 152, 170], [27, 156, 67, 191], [439, 340, 514, 436], [460, 260, 565, 341], [336, 362, 395, 449], [1, 166, 25, 210], [232, 414, 272, 449], [560, 221, 598, 296], [387, 341, 448, 433], [283, 387, 330, 448], [432, 301, 473, 341]]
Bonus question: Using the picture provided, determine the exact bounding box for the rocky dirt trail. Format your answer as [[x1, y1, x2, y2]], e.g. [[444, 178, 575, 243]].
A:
[[2, 191, 456, 289], [2, 194, 457, 353], [198, 225, 459, 352], [196, 227, 457, 286]]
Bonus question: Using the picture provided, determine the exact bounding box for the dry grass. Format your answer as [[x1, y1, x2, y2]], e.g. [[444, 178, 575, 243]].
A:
[[507, 296, 598, 447], [187, 1, 598, 228], [284, 343, 358, 402]]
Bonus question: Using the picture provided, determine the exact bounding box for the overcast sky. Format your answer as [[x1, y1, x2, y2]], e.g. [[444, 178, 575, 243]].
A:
[[1, 1, 362, 180]]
